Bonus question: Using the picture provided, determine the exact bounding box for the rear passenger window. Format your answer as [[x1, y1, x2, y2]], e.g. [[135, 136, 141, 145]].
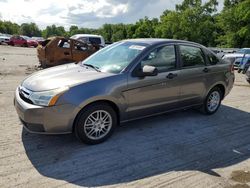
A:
[[207, 51, 219, 65], [89, 37, 101, 45], [180, 45, 205, 67], [141, 45, 176, 73]]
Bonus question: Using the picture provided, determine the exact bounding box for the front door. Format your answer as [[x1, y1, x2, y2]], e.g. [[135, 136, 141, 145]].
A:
[[126, 45, 181, 120], [55, 39, 72, 65]]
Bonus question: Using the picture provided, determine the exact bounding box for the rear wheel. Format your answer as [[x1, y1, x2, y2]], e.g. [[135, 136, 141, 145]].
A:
[[74, 103, 117, 145], [201, 87, 222, 115]]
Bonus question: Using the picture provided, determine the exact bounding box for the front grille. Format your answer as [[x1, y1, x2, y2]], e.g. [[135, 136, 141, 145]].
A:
[[18, 86, 34, 105], [19, 93, 33, 104]]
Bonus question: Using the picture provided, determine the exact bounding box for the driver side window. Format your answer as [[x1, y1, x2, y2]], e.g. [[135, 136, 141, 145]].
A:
[[141, 45, 176, 73]]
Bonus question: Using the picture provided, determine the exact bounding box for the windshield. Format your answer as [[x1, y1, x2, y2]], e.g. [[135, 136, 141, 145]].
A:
[[81, 41, 148, 73], [22, 36, 30, 40]]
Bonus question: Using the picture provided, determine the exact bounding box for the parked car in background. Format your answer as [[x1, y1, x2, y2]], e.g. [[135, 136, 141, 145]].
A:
[[246, 67, 250, 83], [70, 34, 105, 47], [14, 39, 235, 144], [236, 48, 250, 54], [37, 36, 100, 68], [31, 37, 45, 44], [0, 35, 10, 45], [235, 56, 250, 73], [209, 48, 225, 58], [222, 48, 250, 69], [9, 35, 38, 47]]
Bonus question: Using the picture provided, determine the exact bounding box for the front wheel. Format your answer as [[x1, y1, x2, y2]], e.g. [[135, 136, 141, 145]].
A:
[[74, 103, 117, 145], [201, 87, 222, 115]]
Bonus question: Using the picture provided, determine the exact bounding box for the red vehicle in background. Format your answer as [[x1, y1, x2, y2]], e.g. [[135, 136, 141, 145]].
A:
[[9, 35, 38, 47]]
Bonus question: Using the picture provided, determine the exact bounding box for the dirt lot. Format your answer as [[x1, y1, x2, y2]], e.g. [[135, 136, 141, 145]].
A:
[[0, 45, 250, 188]]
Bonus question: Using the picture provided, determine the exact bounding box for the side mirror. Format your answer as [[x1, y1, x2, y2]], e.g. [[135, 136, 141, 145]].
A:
[[136, 65, 158, 77]]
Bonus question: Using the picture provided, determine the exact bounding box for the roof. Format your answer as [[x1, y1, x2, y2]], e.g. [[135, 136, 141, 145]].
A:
[[71, 34, 103, 38], [224, 53, 250, 58], [46, 36, 91, 45], [123, 38, 205, 47]]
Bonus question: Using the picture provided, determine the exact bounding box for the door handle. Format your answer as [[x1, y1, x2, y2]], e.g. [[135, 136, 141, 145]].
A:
[[64, 52, 70, 55], [203, 68, 209, 73], [166, 73, 177, 79]]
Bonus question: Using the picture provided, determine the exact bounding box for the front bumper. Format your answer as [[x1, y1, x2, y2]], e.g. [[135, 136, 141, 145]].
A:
[[14, 88, 80, 134]]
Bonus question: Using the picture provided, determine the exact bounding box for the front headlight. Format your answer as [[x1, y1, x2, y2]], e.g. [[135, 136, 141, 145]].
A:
[[29, 86, 69, 107]]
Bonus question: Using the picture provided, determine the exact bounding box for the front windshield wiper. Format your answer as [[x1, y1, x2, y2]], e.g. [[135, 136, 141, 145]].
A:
[[83, 64, 101, 72]]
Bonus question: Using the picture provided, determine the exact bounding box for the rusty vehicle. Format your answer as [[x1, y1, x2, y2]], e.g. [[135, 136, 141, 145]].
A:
[[37, 37, 100, 68]]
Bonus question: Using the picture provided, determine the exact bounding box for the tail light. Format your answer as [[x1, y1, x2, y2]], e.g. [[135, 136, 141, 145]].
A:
[[229, 63, 234, 73]]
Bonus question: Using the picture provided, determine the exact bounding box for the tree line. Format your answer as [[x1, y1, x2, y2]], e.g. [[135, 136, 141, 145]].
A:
[[0, 0, 249, 48]]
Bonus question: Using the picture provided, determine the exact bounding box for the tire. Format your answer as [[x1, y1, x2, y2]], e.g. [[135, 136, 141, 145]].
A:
[[74, 103, 117, 145], [201, 87, 222, 115], [242, 68, 247, 74]]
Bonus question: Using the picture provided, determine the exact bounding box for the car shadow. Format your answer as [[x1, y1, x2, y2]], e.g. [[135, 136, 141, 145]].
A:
[[22, 105, 250, 187]]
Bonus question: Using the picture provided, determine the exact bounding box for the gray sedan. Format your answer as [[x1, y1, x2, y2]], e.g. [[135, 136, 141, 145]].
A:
[[14, 39, 235, 144]]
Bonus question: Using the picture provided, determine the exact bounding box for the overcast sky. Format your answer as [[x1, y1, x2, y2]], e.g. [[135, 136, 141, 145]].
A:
[[0, 0, 224, 29]]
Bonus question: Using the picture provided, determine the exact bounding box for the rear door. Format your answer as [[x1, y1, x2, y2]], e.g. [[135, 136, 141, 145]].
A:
[[177, 45, 208, 106]]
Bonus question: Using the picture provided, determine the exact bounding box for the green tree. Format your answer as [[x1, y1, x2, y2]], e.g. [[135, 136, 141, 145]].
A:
[[69, 25, 79, 36], [217, 0, 250, 47], [155, 0, 218, 46], [20, 23, 41, 37], [42, 24, 66, 38], [100, 24, 113, 42], [134, 17, 158, 38]]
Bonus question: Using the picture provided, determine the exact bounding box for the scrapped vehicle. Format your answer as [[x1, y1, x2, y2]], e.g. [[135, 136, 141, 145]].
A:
[[246, 67, 250, 83], [71, 34, 105, 47], [9, 35, 38, 47], [0, 35, 10, 44], [37, 37, 100, 68], [14, 39, 235, 144], [223, 48, 250, 69]]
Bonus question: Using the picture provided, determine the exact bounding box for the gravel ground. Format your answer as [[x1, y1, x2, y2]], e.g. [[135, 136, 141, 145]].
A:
[[0, 45, 250, 188]]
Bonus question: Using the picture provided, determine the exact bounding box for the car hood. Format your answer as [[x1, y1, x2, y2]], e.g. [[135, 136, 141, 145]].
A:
[[22, 63, 113, 91]]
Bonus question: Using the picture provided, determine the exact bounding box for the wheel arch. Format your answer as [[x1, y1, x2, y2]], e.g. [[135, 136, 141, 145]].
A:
[[207, 83, 226, 100], [72, 99, 121, 132]]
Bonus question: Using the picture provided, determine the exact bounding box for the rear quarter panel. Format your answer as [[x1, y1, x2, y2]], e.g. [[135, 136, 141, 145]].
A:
[[205, 61, 234, 99]]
